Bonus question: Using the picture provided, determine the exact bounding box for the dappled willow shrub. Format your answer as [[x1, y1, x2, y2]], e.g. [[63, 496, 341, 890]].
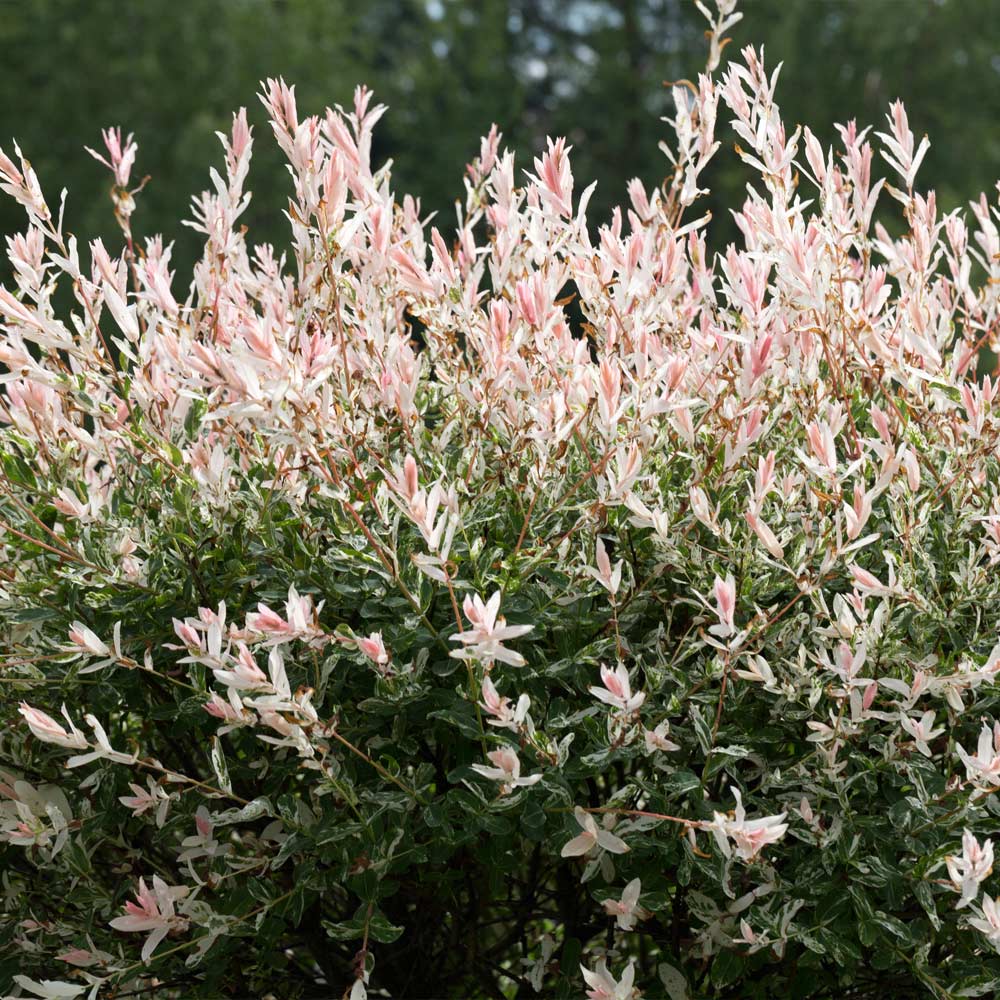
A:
[[3, 2, 1000, 997]]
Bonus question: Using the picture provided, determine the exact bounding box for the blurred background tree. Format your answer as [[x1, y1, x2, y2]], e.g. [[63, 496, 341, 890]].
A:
[[1, 0, 998, 286]]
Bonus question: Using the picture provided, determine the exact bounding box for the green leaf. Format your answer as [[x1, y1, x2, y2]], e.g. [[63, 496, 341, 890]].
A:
[[424, 800, 446, 828], [323, 917, 366, 942], [427, 703, 483, 740], [273, 833, 305, 870], [870, 910, 911, 943], [210, 736, 232, 795], [10, 606, 59, 624], [689, 704, 712, 755], [213, 798, 274, 826], [368, 911, 404, 944], [520, 796, 547, 842], [914, 880, 941, 931], [710, 949, 743, 988], [816, 928, 862, 967], [661, 770, 702, 798], [560, 938, 582, 977], [324, 907, 404, 945]]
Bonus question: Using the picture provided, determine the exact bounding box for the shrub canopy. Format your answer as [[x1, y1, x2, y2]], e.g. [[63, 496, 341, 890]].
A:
[[3, 2, 1000, 997]]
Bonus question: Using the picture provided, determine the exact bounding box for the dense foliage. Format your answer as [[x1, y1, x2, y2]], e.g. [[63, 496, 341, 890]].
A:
[[3, 2, 1000, 997]]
